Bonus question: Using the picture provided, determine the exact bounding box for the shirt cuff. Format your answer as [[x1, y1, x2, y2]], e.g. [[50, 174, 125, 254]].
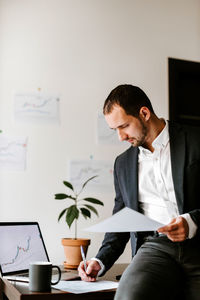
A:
[[91, 257, 105, 277], [181, 213, 197, 239]]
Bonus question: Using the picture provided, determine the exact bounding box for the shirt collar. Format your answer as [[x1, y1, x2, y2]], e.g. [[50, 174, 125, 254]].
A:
[[139, 119, 169, 156], [152, 119, 169, 149]]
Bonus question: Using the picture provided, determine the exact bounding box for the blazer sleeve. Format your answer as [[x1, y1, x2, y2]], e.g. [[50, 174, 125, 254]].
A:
[[95, 156, 130, 274], [170, 122, 200, 234], [183, 125, 200, 231]]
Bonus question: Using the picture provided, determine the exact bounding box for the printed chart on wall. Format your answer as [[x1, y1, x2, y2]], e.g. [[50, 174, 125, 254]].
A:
[[69, 160, 113, 191], [0, 134, 27, 171], [14, 92, 60, 123], [0, 225, 48, 273], [96, 113, 121, 145]]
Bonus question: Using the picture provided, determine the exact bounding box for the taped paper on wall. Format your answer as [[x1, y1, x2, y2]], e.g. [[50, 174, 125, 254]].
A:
[[14, 92, 60, 123], [0, 135, 27, 171]]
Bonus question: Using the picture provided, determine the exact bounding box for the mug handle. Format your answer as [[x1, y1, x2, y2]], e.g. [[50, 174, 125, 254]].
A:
[[51, 265, 61, 285]]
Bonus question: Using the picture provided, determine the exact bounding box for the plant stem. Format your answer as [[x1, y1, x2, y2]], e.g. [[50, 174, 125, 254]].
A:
[[75, 196, 77, 239], [75, 219, 77, 240]]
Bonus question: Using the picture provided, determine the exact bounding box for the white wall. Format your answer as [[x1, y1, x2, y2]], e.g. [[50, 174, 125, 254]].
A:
[[0, 0, 200, 265]]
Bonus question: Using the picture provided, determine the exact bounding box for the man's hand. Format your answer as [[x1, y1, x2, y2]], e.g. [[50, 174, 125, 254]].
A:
[[157, 216, 189, 242], [78, 260, 101, 282]]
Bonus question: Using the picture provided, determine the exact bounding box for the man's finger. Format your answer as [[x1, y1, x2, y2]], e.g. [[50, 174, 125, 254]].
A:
[[78, 260, 100, 282], [158, 223, 178, 233]]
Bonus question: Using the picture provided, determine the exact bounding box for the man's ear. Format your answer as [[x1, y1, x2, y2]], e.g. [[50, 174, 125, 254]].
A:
[[139, 107, 151, 121]]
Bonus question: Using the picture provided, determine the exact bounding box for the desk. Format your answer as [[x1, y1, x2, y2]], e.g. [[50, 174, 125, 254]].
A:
[[0, 264, 128, 300]]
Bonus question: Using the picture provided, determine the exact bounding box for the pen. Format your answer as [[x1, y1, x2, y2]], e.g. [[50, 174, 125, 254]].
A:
[[80, 245, 87, 273]]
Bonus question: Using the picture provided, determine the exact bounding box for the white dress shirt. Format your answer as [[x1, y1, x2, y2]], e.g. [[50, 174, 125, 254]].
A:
[[138, 120, 197, 238]]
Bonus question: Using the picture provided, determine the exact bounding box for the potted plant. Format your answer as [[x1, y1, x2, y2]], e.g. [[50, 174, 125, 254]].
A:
[[54, 175, 104, 269]]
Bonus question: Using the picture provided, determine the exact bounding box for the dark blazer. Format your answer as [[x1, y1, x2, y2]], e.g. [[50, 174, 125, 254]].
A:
[[96, 122, 200, 273]]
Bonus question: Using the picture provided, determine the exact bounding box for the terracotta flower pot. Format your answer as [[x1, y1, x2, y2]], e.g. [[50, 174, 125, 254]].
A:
[[61, 238, 91, 269]]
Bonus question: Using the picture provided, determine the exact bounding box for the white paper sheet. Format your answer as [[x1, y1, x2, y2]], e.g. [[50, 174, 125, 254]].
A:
[[96, 113, 121, 145], [53, 280, 118, 294], [69, 159, 113, 190], [84, 207, 165, 232], [14, 92, 60, 123], [0, 134, 27, 171]]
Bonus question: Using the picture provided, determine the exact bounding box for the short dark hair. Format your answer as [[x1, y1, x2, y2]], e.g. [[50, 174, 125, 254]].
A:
[[103, 84, 155, 116]]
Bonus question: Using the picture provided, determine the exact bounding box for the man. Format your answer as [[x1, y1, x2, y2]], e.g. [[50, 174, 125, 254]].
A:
[[78, 85, 200, 300]]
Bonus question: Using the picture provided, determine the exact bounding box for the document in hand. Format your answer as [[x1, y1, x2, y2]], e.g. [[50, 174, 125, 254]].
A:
[[84, 207, 165, 232], [53, 280, 119, 294]]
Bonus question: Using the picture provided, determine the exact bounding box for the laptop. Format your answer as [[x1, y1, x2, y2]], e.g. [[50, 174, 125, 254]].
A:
[[0, 222, 79, 282]]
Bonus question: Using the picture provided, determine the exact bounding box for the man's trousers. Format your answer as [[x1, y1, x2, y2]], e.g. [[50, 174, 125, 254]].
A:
[[114, 235, 200, 300]]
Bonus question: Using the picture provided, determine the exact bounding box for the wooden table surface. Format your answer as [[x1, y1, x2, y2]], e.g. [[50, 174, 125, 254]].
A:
[[0, 264, 128, 300]]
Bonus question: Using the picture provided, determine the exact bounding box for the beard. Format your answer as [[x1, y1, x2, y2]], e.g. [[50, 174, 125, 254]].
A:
[[128, 117, 147, 147]]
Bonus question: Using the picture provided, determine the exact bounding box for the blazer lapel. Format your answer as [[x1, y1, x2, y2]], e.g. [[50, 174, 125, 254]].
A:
[[169, 122, 185, 214], [125, 147, 139, 211]]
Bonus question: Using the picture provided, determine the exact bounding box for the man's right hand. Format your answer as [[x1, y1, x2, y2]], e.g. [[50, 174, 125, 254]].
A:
[[78, 260, 101, 282]]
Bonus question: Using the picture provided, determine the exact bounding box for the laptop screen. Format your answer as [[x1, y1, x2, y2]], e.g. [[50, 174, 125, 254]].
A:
[[0, 222, 49, 276]]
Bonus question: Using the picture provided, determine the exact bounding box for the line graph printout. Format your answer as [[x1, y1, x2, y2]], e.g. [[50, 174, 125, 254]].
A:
[[96, 113, 121, 145], [14, 92, 60, 123], [0, 225, 48, 274], [69, 160, 113, 190], [0, 135, 27, 171]]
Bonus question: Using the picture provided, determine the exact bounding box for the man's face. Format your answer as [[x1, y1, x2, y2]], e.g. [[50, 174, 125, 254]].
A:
[[105, 105, 148, 147]]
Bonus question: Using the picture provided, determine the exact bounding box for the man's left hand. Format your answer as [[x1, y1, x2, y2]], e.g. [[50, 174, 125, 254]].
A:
[[157, 216, 189, 242]]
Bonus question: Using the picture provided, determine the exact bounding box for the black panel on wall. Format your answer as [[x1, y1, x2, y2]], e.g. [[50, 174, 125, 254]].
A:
[[168, 57, 200, 126]]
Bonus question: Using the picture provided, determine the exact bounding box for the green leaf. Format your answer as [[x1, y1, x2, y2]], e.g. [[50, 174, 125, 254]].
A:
[[55, 193, 68, 199], [83, 197, 104, 206], [55, 194, 76, 200], [80, 207, 91, 219], [58, 208, 68, 221], [84, 204, 99, 216], [66, 205, 79, 228], [63, 181, 74, 191], [81, 175, 98, 190]]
